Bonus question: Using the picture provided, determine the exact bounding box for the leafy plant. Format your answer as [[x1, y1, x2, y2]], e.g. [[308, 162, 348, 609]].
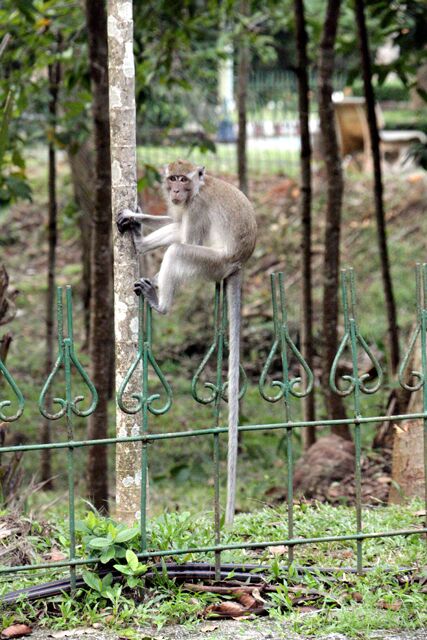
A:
[[76, 511, 140, 564], [113, 549, 148, 589], [81, 571, 119, 603]]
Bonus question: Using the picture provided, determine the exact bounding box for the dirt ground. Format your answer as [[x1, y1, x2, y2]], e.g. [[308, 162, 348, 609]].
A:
[[27, 622, 427, 640]]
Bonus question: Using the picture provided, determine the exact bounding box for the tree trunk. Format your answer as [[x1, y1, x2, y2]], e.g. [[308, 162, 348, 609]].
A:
[[389, 314, 426, 503], [108, 0, 141, 523], [389, 418, 425, 504], [0, 265, 15, 449], [41, 60, 61, 488], [354, 0, 400, 375], [318, 0, 350, 438], [0, 332, 12, 364], [294, 0, 316, 448], [0, 331, 12, 443], [68, 139, 115, 398], [237, 1, 249, 196], [85, 0, 113, 512], [68, 140, 94, 347]]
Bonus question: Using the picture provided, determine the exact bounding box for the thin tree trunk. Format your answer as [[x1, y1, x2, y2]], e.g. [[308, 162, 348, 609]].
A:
[[68, 140, 94, 347], [68, 139, 115, 398], [85, 0, 113, 513], [108, 0, 141, 523], [237, 1, 249, 196], [389, 338, 425, 504], [354, 0, 400, 374], [294, 0, 316, 448], [41, 60, 61, 488], [318, 0, 350, 439], [0, 332, 12, 449], [0, 332, 12, 364]]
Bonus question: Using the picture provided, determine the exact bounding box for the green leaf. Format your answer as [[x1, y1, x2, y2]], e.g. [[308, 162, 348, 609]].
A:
[[102, 587, 116, 602], [107, 523, 118, 540], [126, 576, 140, 589], [135, 564, 147, 576], [101, 573, 113, 589], [100, 547, 116, 564], [88, 536, 113, 549], [86, 512, 98, 530], [113, 545, 127, 558], [4, 175, 31, 201], [114, 527, 139, 543], [126, 549, 139, 572], [16, 0, 36, 21], [74, 520, 89, 534], [82, 569, 102, 593], [113, 563, 134, 576]]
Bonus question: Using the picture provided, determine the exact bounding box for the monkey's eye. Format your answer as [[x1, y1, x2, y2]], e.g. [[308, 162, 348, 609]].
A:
[[169, 176, 177, 182], [179, 175, 189, 183]]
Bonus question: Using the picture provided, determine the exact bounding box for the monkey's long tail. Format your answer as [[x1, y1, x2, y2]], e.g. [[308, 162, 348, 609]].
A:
[[225, 269, 242, 526]]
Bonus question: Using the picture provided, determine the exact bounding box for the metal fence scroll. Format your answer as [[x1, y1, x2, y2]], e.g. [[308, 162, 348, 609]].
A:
[[38, 286, 98, 589], [117, 295, 172, 550], [0, 342, 24, 424], [0, 268, 426, 590], [191, 280, 247, 579], [398, 263, 427, 518], [330, 269, 383, 573], [259, 272, 313, 566]]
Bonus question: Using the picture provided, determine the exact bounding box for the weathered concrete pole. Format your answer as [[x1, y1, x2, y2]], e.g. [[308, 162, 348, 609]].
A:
[[107, 0, 140, 523]]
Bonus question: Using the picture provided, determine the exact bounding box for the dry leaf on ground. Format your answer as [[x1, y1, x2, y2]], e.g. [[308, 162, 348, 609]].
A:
[[267, 545, 287, 555], [377, 599, 402, 611], [1, 625, 32, 639], [204, 601, 253, 618], [198, 623, 219, 633]]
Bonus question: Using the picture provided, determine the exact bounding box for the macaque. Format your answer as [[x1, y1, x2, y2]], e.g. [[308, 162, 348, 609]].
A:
[[117, 160, 257, 524]]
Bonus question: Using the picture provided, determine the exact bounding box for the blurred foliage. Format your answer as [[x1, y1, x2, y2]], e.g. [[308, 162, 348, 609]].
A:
[[0, 0, 426, 205], [352, 79, 410, 102], [407, 141, 427, 170], [0, 0, 88, 206]]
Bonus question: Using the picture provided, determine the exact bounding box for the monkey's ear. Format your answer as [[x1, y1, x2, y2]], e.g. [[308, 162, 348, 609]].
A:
[[198, 166, 205, 183]]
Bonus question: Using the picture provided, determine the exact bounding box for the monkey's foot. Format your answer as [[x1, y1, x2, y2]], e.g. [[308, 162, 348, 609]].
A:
[[117, 209, 142, 234], [134, 278, 164, 313]]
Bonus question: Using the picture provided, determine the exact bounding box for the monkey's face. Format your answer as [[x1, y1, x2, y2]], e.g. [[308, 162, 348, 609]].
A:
[[166, 174, 193, 205], [163, 161, 205, 206]]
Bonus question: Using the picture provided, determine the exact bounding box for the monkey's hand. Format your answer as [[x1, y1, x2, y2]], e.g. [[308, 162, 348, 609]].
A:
[[117, 208, 143, 235]]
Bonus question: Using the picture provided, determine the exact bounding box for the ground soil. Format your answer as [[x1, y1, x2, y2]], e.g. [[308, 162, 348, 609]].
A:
[[28, 622, 427, 640]]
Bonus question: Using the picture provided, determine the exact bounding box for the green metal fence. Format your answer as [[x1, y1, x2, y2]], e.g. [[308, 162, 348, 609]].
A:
[[0, 266, 426, 590]]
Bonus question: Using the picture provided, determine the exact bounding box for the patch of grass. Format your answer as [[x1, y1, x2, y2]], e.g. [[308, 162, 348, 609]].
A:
[[382, 107, 427, 132], [0, 500, 425, 635], [137, 143, 299, 177], [282, 567, 427, 637]]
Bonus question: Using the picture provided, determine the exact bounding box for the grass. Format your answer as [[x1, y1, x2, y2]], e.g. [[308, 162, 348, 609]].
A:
[[0, 500, 425, 636], [382, 106, 427, 131], [137, 142, 299, 177]]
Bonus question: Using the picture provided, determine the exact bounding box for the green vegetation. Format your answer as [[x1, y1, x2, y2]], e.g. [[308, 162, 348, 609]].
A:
[[138, 143, 300, 177], [0, 501, 425, 635], [2, 155, 427, 517], [382, 108, 427, 134], [1, 0, 427, 635]]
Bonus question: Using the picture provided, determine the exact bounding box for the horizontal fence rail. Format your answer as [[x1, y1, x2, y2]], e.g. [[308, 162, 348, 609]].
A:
[[0, 265, 426, 591]]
